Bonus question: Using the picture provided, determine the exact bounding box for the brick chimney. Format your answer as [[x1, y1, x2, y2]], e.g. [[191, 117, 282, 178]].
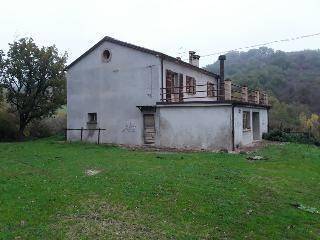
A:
[[189, 51, 200, 67]]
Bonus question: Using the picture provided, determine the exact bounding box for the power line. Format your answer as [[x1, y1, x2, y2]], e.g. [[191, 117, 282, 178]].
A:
[[180, 32, 320, 60]]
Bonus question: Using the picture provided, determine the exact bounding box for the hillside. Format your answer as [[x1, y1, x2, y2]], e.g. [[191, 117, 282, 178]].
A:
[[205, 47, 320, 113]]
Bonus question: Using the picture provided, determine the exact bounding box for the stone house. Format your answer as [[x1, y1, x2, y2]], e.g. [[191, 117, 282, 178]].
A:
[[65, 36, 270, 150]]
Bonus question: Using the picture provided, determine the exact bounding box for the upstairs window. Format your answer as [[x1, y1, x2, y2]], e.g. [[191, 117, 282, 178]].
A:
[[207, 82, 215, 97], [243, 111, 251, 130], [102, 49, 112, 62], [186, 76, 196, 94], [88, 113, 97, 124]]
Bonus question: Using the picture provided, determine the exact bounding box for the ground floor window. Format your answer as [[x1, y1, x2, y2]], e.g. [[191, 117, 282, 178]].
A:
[[87, 113, 97, 124], [243, 111, 251, 130]]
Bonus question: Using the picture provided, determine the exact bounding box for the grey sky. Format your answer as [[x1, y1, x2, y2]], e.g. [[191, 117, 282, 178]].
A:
[[1, 0, 319, 66]]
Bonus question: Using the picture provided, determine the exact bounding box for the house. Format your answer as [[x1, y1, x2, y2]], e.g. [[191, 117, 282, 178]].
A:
[[65, 36, 270, 150]]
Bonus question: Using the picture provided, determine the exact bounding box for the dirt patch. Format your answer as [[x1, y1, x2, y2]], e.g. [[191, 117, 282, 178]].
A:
[[234, 140, 280, 154], [116, 140, 279, 154], [85, 169, 102, 176], [55, 201, 167, 239]]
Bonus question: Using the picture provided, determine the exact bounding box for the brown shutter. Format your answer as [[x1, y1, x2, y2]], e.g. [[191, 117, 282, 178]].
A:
[[192, 78, 196, 94], [186, 76, 191, 93], [179, 73, 183, 102], [166, 70, 172, 102]]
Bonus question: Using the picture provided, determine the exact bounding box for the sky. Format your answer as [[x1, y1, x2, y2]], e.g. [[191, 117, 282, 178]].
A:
[[1, 0, 319, 67]]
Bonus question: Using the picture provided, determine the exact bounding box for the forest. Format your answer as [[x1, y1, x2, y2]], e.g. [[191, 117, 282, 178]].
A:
[[206, 47, 320, 132]]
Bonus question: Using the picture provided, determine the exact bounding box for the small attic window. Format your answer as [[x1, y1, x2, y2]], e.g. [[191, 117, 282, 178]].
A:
[[102, 49, 111, 62]]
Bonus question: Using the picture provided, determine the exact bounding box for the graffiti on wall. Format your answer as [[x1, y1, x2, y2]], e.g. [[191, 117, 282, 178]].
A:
[[122, 120, 137, 133]]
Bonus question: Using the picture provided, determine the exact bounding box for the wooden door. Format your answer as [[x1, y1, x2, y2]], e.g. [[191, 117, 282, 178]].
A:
[[143, 114, 155, 144]]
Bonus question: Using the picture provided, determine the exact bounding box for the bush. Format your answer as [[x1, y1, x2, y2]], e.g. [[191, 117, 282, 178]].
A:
[[263, 129, 320, 146], [0, 111, 18, 141], [28, 111, 66, 138], [28, 120, 52, 138]]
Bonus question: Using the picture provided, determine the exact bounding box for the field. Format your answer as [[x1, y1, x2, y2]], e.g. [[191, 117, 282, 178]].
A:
[[0, 137, 319, 239]]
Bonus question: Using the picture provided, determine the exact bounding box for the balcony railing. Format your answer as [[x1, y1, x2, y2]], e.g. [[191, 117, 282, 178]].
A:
[[160, 79, 269, 106]]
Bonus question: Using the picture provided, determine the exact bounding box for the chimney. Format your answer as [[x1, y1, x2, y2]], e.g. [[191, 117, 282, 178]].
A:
[[189, 51, 200, 67], [218, 55, 226, 82], [189, 51, 195, 64]]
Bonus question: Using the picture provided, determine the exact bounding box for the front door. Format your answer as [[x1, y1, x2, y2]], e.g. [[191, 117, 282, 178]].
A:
[[143, 114, 155, 144]]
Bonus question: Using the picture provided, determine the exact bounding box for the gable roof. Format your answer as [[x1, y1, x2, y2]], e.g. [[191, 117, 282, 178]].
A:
[[65, 36, 219, 78]]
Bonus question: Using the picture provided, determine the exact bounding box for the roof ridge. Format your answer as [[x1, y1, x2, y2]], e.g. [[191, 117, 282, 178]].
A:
[[65, 36, 219, 78]]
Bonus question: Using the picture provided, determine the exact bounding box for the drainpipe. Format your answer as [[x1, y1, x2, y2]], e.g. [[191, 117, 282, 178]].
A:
[[231, 104, 235, 151], [160, 58, 164, 102]]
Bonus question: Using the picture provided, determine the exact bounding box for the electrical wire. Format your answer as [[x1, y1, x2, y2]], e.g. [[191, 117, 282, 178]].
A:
[[179, 32, 320, 60]]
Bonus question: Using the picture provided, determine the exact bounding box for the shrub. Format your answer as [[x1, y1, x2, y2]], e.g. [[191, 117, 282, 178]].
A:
[[263, 129, 320, 146], [0, 111, 18, 141], [28, 111, 66, 138]]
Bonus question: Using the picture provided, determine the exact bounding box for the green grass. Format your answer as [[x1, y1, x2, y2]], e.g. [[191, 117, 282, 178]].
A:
[[0, 138, 319, 239]]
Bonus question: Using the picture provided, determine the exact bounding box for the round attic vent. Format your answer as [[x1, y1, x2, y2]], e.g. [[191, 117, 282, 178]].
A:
[[102, 49, 111, 62]]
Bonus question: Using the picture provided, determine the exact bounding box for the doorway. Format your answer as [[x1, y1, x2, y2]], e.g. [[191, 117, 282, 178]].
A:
[[252, 112, 260, 140], [143, 114, 155, 144]]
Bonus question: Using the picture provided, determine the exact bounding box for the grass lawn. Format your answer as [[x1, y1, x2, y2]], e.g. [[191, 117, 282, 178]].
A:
[[0, 137, 319, 239]]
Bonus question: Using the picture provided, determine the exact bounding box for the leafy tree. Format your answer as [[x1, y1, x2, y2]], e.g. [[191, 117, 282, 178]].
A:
[[0, 38, 67, 139]]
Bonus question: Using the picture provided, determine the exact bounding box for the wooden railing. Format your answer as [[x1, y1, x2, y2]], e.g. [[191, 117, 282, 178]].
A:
[[160, 79, 269, 106]]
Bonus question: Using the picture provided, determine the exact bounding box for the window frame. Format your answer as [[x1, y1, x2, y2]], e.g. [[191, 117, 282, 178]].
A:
[[243, 111, 251, 131], [207, 81, 215, 97], [87, 113, 97, 124], [186, 76, 196, 95]]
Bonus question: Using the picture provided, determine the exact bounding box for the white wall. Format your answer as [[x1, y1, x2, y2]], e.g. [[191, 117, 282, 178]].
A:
[[67, 41, 161, 145], [233, 107, 268, 147], [158, 104, 233, 150]]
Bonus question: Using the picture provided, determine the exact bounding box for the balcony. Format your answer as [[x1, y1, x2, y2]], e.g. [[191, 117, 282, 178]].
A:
[[159, 79, 269, 106]]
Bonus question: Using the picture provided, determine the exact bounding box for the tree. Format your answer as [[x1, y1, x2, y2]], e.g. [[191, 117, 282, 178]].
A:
[[0, 38, 67, 139]]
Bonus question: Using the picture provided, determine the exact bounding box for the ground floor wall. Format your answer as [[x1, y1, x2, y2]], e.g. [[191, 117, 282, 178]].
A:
[[157, 105, 233, 150], [67, 104, 146, 145], [233, 107, 268, 148], [68, 103, 269, 151]]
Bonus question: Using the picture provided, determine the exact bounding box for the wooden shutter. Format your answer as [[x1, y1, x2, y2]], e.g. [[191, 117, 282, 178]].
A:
[[166, 70, 172, 102], [186, 76, 191, 93], [192, 78, 196, 94], [207, 82, 213, 97], [179, 73, 183, 102]]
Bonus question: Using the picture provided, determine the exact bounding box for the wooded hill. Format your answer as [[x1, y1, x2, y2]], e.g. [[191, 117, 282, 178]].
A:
[[206, 47, 320, 114]]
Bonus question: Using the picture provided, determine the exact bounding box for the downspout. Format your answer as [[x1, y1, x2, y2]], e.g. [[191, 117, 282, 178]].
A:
[[160, 57, 164, 102], [231, 104, 235, 151], [267, 108, 270, 133]]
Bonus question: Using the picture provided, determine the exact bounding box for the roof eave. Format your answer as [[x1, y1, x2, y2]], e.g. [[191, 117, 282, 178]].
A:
[[64, 36, 219, 78]]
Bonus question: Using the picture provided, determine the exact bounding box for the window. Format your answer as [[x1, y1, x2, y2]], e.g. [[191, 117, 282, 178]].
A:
[[88, 113, 97, 124], [102, 49, 111, 62], [166, 70, 183, 102], [207, 82, 215, 97], [243, 111, 251, 130], [186, 76, 196, 94]]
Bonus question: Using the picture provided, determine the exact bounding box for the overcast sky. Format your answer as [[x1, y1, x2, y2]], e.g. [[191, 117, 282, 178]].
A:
[[1, 0, 319, 66]]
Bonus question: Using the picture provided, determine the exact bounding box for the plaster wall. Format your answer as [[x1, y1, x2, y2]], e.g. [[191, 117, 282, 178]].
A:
[[158, 105, 233, 150], [67, 41, 161, 144]]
